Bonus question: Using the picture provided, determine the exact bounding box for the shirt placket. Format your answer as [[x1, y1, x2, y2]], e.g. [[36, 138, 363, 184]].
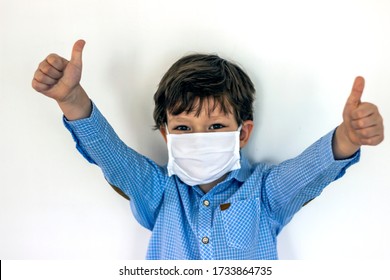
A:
[[198, 195, 213, 260]]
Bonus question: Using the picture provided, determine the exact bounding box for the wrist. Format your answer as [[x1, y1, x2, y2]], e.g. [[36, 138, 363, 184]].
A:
[[332, 123, 361, 160], [57, 85, 92, 120]]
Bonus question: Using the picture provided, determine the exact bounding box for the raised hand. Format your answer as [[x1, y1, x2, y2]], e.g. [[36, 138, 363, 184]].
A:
[[32, 40, 92, 120], [32, 40, 85, 101], [334, 76, 384, 159]]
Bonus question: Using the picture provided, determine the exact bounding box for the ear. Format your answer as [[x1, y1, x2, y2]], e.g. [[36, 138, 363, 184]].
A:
[[239, 120, 254, 148], [159, 126, 168, 143]]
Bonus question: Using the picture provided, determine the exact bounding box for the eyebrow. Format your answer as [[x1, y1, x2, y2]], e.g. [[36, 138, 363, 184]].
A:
[[168, 116, 191, 123], [168, 114, 230, 122]]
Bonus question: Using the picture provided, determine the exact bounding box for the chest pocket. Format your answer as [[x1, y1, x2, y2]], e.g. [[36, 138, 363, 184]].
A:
[[220, 198, 261, 250]]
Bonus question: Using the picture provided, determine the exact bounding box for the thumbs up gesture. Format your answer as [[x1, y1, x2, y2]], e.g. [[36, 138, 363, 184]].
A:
[[32, 40, 91, 120], [333, 76, 384, 159]]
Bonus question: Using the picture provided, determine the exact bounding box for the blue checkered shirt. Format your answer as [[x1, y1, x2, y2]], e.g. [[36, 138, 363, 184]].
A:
[[64, 103, 360, 260]]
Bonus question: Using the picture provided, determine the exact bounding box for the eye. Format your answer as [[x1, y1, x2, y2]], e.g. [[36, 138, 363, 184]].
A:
[[174, 125, 190, 131], [209, 123, 225, 130]]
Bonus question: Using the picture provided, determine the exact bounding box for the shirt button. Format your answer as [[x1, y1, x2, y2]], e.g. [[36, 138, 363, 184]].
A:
[[202, 237, 209, 244], [203, 200, 210, 207]]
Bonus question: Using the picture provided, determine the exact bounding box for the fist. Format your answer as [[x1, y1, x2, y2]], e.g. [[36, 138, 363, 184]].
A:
[[342, 76, 384, 147], [32, 40, 85, 102]]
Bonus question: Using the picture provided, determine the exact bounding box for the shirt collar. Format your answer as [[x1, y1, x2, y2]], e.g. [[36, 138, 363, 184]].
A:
[[226, 155, 252, 183]]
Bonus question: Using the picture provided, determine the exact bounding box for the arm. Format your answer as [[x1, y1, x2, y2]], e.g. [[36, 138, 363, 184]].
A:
[[264, 77, 384, 227], [32, 41, 167, 229], [63, 103, 167, 229], [263, 129, 360, 228], [32, 40, 123, 197]]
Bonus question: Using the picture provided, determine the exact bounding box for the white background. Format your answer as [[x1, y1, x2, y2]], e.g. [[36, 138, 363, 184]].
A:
[[1, 0, 389, 259]]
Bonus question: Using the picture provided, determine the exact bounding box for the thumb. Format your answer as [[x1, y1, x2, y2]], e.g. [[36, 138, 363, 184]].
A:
[[70, 39, 86, 68], [345, 76, 365, 110]]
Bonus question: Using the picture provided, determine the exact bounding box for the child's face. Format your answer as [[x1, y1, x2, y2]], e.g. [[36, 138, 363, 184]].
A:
[[160, 98, 254, 148]]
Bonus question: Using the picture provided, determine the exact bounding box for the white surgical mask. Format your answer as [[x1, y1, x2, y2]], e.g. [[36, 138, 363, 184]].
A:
[[166, 125, 241, 186]]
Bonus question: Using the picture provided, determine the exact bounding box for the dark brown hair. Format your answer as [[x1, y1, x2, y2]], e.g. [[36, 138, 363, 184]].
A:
[[153, 53, 255, 129]]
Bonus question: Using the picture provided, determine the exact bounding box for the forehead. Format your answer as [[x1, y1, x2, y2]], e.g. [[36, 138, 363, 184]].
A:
[[167, 97, 234, 119]]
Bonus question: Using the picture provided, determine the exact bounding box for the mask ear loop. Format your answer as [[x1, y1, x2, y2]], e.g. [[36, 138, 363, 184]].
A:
[[237, 124, 243, 142], [165, 123, 170, 135]]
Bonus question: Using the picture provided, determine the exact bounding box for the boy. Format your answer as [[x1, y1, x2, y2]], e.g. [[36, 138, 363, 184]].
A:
[[32, 40, 384, 259]]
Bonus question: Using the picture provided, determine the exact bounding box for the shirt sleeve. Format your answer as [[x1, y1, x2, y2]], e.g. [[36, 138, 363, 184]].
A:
[[263, 129, 360, 229], [63, 102, 167, 230]]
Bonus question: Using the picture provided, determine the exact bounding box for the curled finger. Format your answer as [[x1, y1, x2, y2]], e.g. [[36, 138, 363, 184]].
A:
[[39, 59, 63, 79], [34, 69, 57, 86]]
